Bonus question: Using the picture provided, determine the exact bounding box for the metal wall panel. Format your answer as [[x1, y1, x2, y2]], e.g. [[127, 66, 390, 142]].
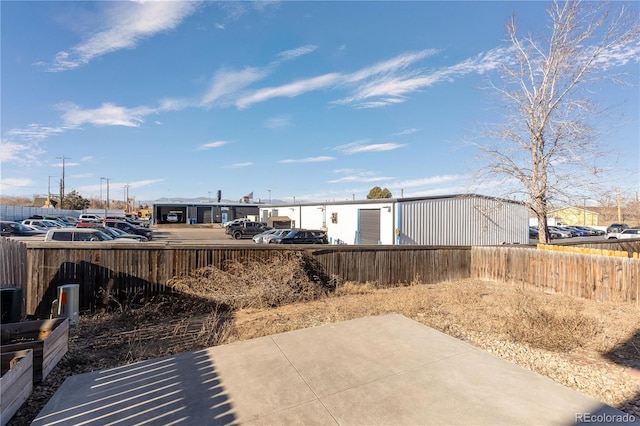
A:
[[359, 209, 381, 244], [398, 196, 529, 246]]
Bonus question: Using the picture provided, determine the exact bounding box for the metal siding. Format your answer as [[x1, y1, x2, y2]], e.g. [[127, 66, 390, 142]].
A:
[[359, 209, 381, 244], [399, 196, 528, 245]]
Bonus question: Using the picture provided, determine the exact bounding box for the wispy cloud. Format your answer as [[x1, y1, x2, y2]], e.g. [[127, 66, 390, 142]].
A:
[[335, 141, 405, 154], [327, 169, 393, 184], [280, 156, 335, 163], [197, 141, 230, 150], [237, 73, 342, 109], [228, 162, 253, 168], [265, 117, 291, 129], [0, 140, 45, 165], [0, 177, 33, 193], [277, 45, 318, 62], [235, 48, 512, 109], [59, 102, 150, 127], [47, 2, 200, 72], [6, 124, 67, 142], [201, 67, 267, 106], [393, 128, 420, 136], [392, 174, 465, 189]]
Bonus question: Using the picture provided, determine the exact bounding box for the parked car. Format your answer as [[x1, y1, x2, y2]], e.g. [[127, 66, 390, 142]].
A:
[[548, 226, 573, 238], [1, 221, 45, 237], [606, 223, 629, 234], [21, 219, 60, 230], [253, 228, 278, 243], [79, 213, 104, 223], [44, 228, 138, 242], [103, 219, 154, 240], [269, 229, 328, 244], [223, 218, 251, 228], [225, 221, 271, 240], [21, 224, 48, 234], [529, 227, 539, 239], [571, 226, 600, 236], [560, 226, 588, 237], [166, 213, 179, 223], [606, 229, 640, 240], [28, 214, 73, 227], [262, 229, 293, 244], [106, 216, 144, 226], [92, 225, 148, 241]]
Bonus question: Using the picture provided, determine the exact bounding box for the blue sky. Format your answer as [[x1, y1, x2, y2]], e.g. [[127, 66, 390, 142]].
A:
[[1, 1, 638, 205]]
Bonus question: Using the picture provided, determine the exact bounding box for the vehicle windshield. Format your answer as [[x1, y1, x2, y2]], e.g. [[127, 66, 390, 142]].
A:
[[13, 223, 33, 231], [94, 231, 114, 240]]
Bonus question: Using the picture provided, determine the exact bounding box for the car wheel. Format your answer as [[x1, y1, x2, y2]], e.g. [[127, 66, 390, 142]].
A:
[[233, 232, 242, 240]]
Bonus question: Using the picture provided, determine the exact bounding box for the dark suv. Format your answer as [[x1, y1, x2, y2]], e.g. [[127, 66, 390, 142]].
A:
[[103, 219, 153, 240], [225, 221, 271, 240], [606, 223, 629, 234], [269, 229, 328, 244]]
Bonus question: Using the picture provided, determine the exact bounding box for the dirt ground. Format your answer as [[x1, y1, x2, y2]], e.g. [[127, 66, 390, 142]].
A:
[[9, 269, 640, 425]]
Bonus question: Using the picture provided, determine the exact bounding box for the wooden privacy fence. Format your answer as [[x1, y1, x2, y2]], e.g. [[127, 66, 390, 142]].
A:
[[24, 243, 472, 317], [0, 238, 27, 288], [471, 246, 640, 305], [537, 243, 636, 258]]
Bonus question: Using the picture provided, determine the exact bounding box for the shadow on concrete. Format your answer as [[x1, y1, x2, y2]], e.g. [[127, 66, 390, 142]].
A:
[[32, 349, 235, 425]]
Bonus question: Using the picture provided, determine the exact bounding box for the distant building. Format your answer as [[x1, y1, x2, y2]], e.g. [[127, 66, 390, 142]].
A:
[[152, 201, 260, 224], [259, 193, 529, 246], [549, 206, 599, 226]]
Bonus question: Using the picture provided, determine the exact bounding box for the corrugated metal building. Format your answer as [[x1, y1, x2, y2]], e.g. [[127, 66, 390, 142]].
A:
[[260, 194, 529, 246]]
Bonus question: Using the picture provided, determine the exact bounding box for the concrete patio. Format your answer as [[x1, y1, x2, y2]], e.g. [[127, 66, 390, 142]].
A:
[[33, 314, 635, 425]]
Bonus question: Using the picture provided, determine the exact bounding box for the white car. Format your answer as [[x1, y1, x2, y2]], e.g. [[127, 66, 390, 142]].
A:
[[78, 213, 104, 223], [166, 213, 179, 222], [44, 228, 138, 242], [606, 229, 640, 239]]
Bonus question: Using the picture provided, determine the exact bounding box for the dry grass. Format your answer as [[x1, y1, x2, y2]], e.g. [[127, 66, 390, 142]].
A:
[[230, 280, 625, 354]]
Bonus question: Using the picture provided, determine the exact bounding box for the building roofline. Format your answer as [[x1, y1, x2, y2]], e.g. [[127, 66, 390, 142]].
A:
[[264, 193, 526, 208]]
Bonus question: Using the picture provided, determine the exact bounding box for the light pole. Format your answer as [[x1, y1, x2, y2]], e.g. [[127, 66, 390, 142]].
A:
[[124, 184, 130, 212], [48, 176, 56, 200], [102, 177, 110, 216], [100, 177, 107, 206], [56, 156, 70, 206]]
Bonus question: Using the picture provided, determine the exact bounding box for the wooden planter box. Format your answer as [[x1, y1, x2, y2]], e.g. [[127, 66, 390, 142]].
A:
[[0, 318, 68, 383], [1, 349, 33, 426]]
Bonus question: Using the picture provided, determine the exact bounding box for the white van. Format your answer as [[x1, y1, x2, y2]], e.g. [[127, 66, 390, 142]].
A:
[[78, 214, 103, 223], [44, 228, 137, 242]]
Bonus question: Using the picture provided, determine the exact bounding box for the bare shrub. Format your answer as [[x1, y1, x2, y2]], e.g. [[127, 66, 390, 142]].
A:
[[167, 252, 337, 309], [504, 289, 603, 352]]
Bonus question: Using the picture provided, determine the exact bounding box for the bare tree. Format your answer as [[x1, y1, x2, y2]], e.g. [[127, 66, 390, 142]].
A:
[[476, 1, 638, 242]]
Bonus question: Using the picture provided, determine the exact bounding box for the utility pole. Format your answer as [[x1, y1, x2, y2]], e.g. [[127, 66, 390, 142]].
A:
[[268, 189, 271, 204], [48, 176, 56, 200], [617, 187, 622, 222], [124, 184, 130, 212], [100, 177, 108, 206], [56, 156, 70, 206], [103, 177, 111, 216]]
